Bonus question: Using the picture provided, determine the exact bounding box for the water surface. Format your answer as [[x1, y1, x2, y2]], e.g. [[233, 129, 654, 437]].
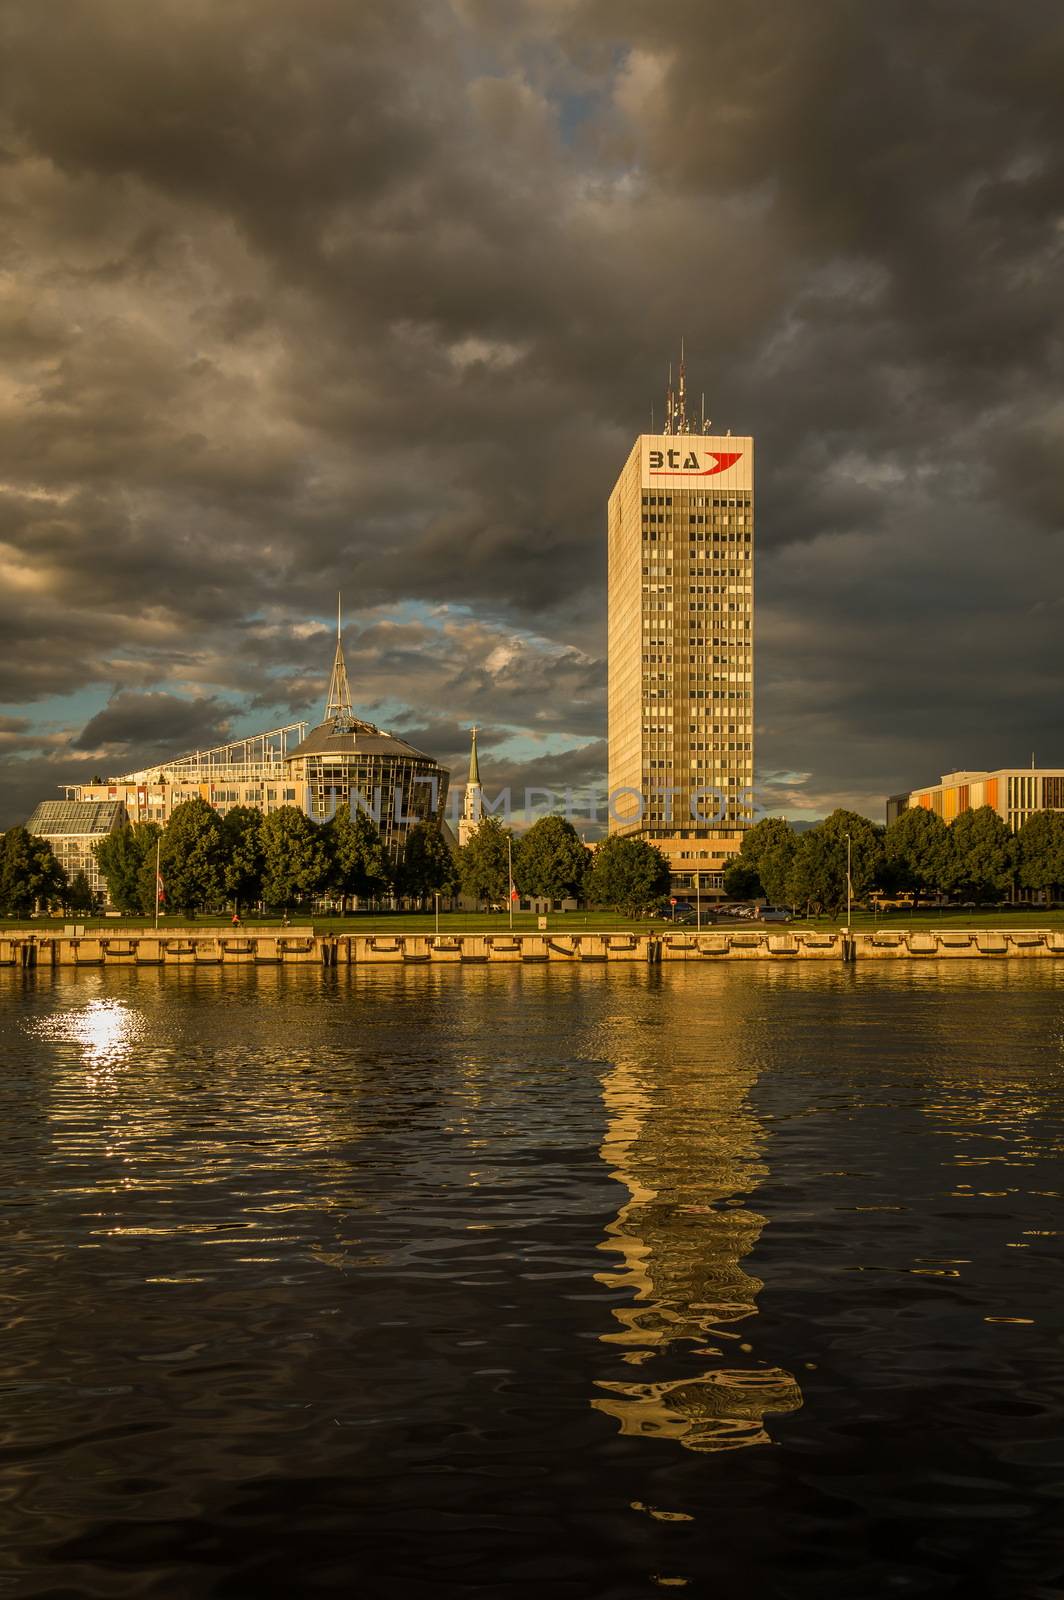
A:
[[1, 964, 1063, 1597]]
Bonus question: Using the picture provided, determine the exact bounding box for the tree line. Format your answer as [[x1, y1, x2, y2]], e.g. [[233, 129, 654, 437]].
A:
[[457, 814, 670, 916], [0, 799, 672, 918], [92, 801, 671, 917], [4, 797, 1062, 921], [725, 806, 1064, 915], [89, 799, 399, 915]]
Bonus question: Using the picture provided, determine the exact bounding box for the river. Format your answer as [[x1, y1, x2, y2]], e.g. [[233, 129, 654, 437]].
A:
[[1, 964, 1062, 1597]]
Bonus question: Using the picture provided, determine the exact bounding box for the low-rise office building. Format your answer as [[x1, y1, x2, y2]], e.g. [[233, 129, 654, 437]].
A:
[[887, 769, 1064, 830]]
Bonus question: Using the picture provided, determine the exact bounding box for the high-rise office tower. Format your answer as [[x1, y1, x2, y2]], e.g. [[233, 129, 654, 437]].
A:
[[607, 355, 753, 897]]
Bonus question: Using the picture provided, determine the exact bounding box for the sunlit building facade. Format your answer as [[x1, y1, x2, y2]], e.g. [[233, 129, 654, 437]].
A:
[[608, 357, 753, 895], [887, 768, 1064, 831], [25, 799, 129, 903]]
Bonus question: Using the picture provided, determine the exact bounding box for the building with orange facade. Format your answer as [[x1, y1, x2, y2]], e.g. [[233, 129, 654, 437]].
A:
[[887, 769, 1064, 830]]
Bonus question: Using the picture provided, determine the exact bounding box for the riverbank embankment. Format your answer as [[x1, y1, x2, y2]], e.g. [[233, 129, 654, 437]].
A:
[[4, 927, 1064, 968]]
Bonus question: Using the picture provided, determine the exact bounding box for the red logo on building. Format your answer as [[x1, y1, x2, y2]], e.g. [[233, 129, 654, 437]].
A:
[[649, 448, 742, 476]]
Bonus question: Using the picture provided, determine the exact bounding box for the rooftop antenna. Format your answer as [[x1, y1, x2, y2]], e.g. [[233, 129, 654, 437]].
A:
[[678, 338, 687, 433]]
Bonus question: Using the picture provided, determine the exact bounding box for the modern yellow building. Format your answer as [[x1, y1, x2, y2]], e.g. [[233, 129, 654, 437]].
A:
[[887, 768, 1064, 830], [607, 357, 753, 896]]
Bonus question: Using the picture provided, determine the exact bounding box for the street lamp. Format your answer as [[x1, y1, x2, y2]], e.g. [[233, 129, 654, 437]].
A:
[[845, 831, 852, 932], [434, 891, 440, 938]]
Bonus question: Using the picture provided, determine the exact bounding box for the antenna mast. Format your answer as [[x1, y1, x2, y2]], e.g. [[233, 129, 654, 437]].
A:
[[659, 347, 713, 435]]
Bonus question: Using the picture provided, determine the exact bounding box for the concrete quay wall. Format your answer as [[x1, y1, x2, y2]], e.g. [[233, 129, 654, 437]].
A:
[[3, 926, 1064, 968]]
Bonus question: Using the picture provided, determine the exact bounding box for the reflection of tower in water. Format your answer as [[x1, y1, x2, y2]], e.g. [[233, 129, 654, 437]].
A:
[[592, 996, 801, 1453]]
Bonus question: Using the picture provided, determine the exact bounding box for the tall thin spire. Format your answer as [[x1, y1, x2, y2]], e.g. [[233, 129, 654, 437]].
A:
[[459, 725, 484, 845], [325, 592, 354, 726]]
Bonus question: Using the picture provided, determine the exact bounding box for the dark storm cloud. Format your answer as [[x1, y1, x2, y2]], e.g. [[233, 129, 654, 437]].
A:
[[1, 0, 1062, 828], [74, 692, 240, 756]]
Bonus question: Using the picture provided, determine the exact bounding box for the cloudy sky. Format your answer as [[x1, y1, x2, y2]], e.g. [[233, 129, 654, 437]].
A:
[[1, 0, 1062, 829]]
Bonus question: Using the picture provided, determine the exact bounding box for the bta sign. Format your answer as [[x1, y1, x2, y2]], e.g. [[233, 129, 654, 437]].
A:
[[649, 448, 742, 476]]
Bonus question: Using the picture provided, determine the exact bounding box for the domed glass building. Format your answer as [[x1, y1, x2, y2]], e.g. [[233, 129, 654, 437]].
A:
[[61, 616, 450, 868], [285, 625, 449, 861]]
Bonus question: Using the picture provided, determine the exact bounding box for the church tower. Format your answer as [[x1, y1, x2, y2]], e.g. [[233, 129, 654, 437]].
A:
[[458, 727, 484, 845]]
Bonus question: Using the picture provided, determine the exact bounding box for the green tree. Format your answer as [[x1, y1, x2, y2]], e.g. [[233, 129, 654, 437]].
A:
[[586, 835, 670, 918], [759, 842, 798, 906], [397, 822, 459, 905], [883, 806, 950, 907], [739, 816, 796, 903], [325, 806, 390, 908], [722, 858, 763, 900], [66, 869, 97, 914], [943, 806, 1014, 903], [134, 823, 166, 916], [94, 823, 159, 913], [784, 831, 833, 916], [459, 815, 512, 907], [740, 815, 795, 872], [0, 827, 67, 916], [260, 806, 330, 911], [158, 799, 224, 915], [1016, 810, 1064, 903], [220, 806, 265, 910], [785, 811, 883, 917], [513, 815, 589, 903]]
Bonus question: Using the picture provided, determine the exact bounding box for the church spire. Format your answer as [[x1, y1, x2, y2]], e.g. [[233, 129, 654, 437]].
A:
[[325, 593, 355, 727], [458, 725, 484, 845]]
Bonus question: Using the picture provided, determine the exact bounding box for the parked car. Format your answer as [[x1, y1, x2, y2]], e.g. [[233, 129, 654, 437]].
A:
[[757, 907, 793, 923]]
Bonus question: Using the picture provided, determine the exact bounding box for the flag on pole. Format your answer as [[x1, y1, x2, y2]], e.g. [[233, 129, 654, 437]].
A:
[[156, 871, 165, 905]]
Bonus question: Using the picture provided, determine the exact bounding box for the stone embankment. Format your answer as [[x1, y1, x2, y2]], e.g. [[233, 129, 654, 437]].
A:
[[3, 926, 1064, 968]]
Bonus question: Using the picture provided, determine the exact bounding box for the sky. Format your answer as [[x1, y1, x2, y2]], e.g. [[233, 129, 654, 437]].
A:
[[1, 0, 1062, 829]]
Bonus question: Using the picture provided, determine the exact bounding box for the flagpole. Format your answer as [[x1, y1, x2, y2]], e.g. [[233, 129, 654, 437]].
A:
[[508, 835, 514, 932], [155, 836, 161, 930]]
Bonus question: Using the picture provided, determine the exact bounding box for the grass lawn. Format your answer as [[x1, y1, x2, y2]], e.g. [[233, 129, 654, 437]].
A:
[[3, 911, 661, 934], [5, 907, 1064, 934]]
